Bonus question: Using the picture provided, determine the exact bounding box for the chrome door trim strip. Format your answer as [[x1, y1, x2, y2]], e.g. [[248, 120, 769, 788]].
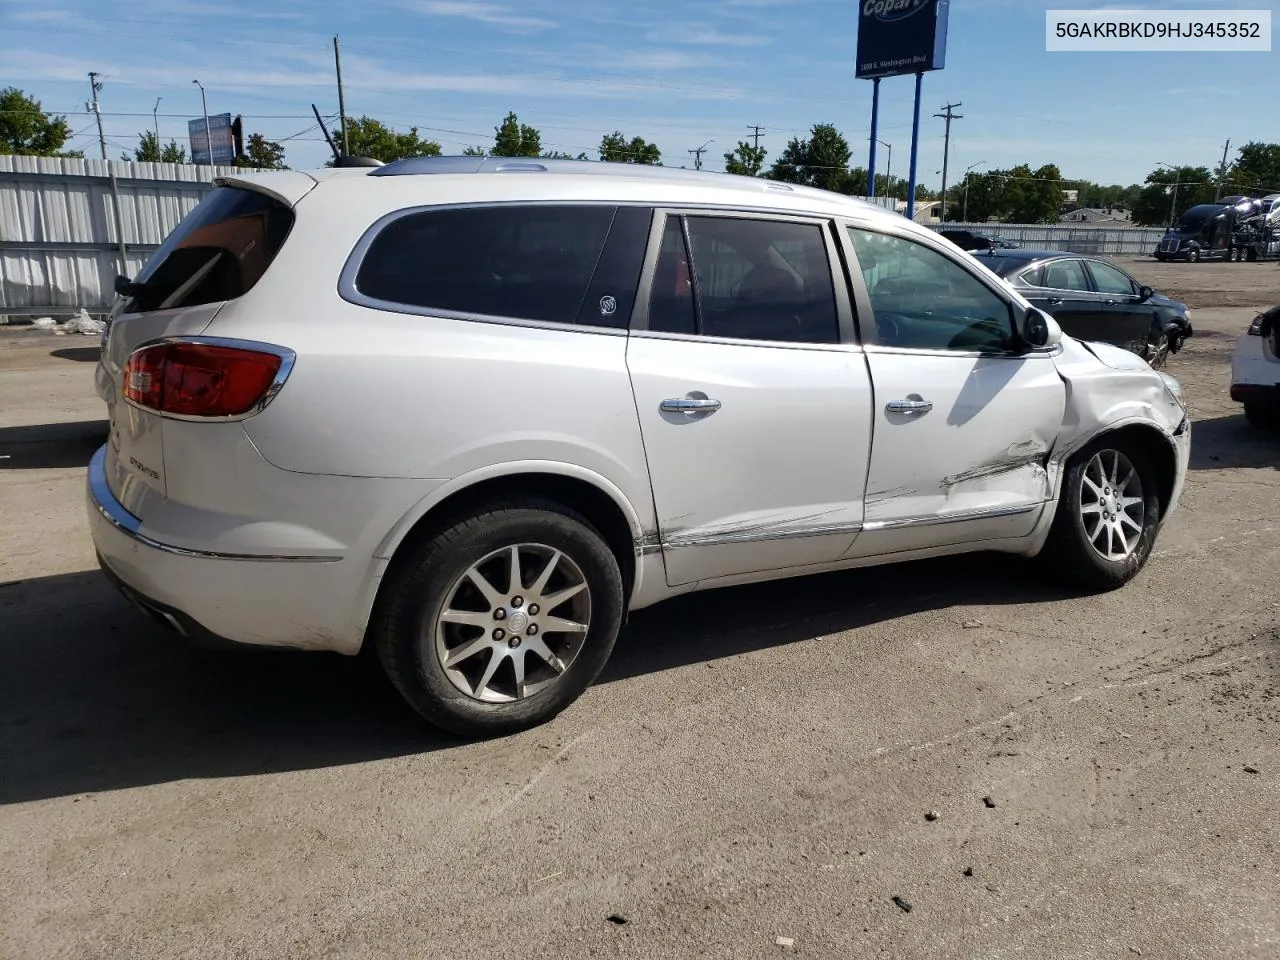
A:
[[88, 447, 343, 564], [862, 504, 1038, 532], [661, 520, 864, 550]]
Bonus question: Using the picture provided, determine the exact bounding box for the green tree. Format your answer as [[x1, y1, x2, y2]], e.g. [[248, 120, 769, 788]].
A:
[[599, 131, 661, 165], [237, 132, 286, 170], [542, 150, 590, 160], [1228, 142, 1280, 195], [129, 131, 186, 163], [0, 87, 77, 156], [462, 145, 486, 156], [337, 116, 441, 164], [723, 140, 766, 176], [1131, 166, 1215, 226], [1003, 163, 1063, 223], [492, 112, 542, 157], [768, 123, 852, 194]]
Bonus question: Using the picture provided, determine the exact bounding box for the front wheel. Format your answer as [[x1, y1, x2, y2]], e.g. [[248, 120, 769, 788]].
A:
[[1148, 334, 1171, 369], [372, 500, 625, 737], [1189, 248, 1201, 263], [1042, 442, 1161, 590]]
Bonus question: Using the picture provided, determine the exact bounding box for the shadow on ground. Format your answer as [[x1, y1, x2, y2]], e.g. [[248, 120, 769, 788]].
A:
[[0, 553, 1080, 805], [0, 420, 107, 470], [1189, 412, 1280, 471], [50, 346, 102, 363]]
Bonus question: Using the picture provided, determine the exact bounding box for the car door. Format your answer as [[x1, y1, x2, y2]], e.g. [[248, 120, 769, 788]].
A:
[[839, 223, 1067, 557], [1020, 258, 1105, 342], [1083, 259, 1156, 354], [626, 211, 873, 586]]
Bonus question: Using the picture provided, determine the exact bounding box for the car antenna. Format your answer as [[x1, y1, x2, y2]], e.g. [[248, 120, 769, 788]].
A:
[[311, 103, 383, 168]]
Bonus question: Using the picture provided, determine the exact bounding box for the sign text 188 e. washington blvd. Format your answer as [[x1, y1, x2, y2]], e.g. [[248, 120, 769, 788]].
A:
[[855, 0, 951, 79]]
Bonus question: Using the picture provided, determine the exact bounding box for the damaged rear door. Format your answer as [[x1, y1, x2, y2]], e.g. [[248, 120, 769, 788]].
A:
[[841, 224, 1066, 556]]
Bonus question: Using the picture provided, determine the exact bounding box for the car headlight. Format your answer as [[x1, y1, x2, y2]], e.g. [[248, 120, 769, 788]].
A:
[[1158, 372, 1184, 407]]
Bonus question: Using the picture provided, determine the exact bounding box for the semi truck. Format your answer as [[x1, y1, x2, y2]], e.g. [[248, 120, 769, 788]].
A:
[[1154, 194, 1280, 263]]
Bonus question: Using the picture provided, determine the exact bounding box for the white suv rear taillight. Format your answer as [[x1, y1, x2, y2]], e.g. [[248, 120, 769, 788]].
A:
[[123, 339, 294, 418]]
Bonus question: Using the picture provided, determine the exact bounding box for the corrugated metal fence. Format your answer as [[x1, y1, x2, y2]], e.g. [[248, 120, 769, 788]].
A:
[[928, 221, 1166, 256], [0, 155, 241, 322]]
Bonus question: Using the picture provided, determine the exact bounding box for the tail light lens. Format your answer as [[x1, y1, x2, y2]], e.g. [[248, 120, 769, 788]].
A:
[[123, 341, 287, 417]]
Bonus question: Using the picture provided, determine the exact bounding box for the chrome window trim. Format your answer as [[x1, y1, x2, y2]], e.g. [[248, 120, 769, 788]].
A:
[[88, 447, 342, 563], [120, 336, 297, 423]]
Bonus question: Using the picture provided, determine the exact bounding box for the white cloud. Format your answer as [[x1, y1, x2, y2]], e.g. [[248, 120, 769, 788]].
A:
[[408, 1, 554, 31], [651, 23, 770, 46]]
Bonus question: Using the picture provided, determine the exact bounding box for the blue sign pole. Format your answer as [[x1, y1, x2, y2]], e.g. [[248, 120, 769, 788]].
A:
[[867, 78, 880, 199], [906, 71, 923, 220]]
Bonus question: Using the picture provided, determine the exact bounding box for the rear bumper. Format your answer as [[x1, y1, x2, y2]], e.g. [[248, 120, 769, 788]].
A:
[[1231, 336, 1279, 406], [87, 445, 379, 654]]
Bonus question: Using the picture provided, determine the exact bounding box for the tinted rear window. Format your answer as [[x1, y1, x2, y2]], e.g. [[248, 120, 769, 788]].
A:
[[971, 255, 1027, 277], [128, 186, 294, 313], [354, 204, 642, 326]]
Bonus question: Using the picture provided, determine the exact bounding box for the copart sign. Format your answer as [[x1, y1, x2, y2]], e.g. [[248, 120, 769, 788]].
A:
[[855, 0, 951, 79]]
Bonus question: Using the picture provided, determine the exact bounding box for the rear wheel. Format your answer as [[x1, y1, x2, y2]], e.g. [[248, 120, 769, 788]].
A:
[[372, 500, 625, 737], [1042, 442, 1161, 590], [1189, 248, 1201, 263]]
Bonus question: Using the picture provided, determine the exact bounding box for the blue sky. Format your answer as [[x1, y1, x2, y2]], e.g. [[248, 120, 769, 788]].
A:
[[1, 0, 1276, 187]]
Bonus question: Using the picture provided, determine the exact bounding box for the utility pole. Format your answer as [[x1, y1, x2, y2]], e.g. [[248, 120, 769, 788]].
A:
[[1215, 138, 1231, 199], [933, 101, 962, 221], [689, 140, 712, 171], [88, 72, 128, 275], [747, 124, 764, 150], [192, 79, 213, 167], [334, 35, 350, 156]]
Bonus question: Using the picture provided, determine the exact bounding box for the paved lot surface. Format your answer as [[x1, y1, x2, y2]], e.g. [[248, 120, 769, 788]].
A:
[[2, 262, 1279, 959]]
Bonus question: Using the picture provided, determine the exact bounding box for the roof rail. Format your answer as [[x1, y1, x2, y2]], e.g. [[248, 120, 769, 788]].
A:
[[369, 155, 748, 183]]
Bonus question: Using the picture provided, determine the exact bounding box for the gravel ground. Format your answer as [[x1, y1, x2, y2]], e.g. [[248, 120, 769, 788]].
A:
[[1, 264, 1278, 960]]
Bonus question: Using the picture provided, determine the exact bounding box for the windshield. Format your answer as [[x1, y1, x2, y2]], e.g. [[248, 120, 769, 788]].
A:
[[127, 186, 294, 313]]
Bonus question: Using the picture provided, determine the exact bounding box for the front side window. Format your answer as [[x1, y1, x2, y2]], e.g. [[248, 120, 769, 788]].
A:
[[354, 204, 621, 325], [1041, 259, 1091, 292], [127, 186, 294, 313], [1087, 260, 1137, 296], [846, 227, 1014, 353]]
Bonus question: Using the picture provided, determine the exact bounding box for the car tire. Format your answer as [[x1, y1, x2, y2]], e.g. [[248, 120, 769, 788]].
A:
[[1189, 248, 1201, 263], [1148, 334, 1171, 369], [372, 499, 625, 738], [1244, 403, 1280, 430], [1041, 440, 1162, 591]]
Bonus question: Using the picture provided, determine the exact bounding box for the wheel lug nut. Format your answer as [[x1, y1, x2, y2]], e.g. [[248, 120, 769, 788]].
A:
[[512, 596, 524, 607], [493, 628, 505, 640], [508, 637, 521, 649], [528, 604, 539, 615], [494, 608, 506, 620], [528, 624, 539, 636]]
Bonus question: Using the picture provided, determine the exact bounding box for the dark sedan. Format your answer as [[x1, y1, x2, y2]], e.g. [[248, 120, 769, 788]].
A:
[[971, 249, 1193, 366]]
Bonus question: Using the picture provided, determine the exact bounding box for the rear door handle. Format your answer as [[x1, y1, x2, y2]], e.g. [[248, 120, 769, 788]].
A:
[[886, 398, 933, 416], [661, 397, 722, 416], [1104, 298, 1116, 305], [1047, 296, 1064, 305]]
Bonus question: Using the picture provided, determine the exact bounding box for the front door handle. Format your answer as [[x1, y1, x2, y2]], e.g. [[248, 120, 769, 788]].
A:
[[661, 396, 722, 416], [886, 397, 933, 416], [1047, 296, 1064, 305], [1104, 298, 1116, 305]]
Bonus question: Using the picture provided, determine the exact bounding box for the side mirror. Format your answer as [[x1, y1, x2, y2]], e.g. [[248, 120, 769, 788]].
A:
[[1019, 306, 1062, 350], [1139, 285, 1154, 302], [114, 275, 144, 298]]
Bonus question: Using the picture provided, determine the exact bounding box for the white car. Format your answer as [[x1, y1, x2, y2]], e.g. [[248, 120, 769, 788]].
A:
[[1231, 306, 1280, 429], [88, 157, 1191, 736]]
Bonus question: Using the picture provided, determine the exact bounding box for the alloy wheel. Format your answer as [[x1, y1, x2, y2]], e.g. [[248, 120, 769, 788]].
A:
[[432, 543, 592, 703], [1078, 449, 1146, 562]]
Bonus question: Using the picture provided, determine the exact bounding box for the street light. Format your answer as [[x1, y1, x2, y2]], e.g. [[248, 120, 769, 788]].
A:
[[962, 160, 986, 222], [876, 139, 892, 197], [152, 97, 162, 147], [1155, 161, 1180, 226], [192, 79, 212, 167]]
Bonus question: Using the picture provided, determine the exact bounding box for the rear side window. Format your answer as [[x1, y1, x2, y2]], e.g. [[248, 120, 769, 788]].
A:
[[354, 204, 638, 326], [128, 186, 294, 313]]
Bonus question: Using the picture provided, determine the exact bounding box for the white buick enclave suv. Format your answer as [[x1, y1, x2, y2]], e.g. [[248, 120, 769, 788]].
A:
[[89, 157, 1191, 736]]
